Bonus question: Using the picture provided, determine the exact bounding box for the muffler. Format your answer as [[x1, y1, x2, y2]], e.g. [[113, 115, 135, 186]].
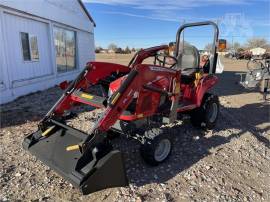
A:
[[22, 119, 128, 195]]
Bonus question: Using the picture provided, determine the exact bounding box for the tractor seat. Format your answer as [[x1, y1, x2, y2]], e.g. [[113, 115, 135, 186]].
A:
[[181, 68, 197, 84], [174, 44, 200, 84]]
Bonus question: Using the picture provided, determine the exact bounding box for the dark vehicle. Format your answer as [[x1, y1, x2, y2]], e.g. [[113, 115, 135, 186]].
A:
[[236, 50, 252, 60]]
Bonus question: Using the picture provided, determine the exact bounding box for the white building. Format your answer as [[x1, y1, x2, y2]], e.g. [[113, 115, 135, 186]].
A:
[[0, 0, 96, 104], [250, 47, 266, 56]]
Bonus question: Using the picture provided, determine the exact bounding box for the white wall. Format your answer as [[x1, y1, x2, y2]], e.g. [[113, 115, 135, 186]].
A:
[[3, 12, 53, 84], [0, 71, 79, 104], [78, 31, 95, 69], [0, 0, 94, 33]]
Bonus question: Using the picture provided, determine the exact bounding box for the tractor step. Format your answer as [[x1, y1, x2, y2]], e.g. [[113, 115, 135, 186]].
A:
[[71, 90, 107, 108], [22, 119, 128, 195]]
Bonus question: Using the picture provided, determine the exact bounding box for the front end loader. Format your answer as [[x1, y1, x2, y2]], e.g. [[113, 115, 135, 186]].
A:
[[23, 21, 225, 194]]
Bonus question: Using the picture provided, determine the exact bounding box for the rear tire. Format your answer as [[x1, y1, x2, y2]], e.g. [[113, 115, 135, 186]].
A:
[[190, 93, 219, 130], [140, 128, 173, 166]]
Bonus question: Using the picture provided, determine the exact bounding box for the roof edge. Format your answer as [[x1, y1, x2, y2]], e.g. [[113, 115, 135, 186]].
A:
[[78, 0, 96, 27]]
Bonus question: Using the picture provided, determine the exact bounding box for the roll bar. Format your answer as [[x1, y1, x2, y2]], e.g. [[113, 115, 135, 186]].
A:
[[175, 21, 219, 74]]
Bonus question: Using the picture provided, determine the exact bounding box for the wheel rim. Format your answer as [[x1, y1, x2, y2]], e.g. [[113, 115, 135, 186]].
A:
[[207, 103, 218, 123], [154, 139, 171, 162]]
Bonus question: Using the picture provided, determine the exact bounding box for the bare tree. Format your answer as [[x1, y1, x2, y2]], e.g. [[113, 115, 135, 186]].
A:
[[246, 37, 269, 49], [227, 42, 242, 51], [204, 43, 212, 51], [232, 42, 241, 50], [124, 46, 131, 54], [108, 43, 117, 51]]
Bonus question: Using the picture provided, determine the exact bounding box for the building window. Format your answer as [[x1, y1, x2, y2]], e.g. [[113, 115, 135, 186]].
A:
[[30, 36, 39, 61], [53, 27, 76, 73], [21, 32, 31, 61], [20, 32, 39, 61]]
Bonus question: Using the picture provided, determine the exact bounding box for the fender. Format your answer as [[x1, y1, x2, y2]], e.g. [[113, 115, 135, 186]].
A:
[[195, 75, 218, 106], [86, 62, 130, 84]]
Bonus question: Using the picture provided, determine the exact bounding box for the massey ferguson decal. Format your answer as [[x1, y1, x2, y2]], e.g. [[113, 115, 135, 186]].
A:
[[149, 66, 176, 73]]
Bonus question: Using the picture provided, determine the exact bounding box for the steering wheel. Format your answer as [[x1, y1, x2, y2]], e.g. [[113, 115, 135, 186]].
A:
[[155, 53, 177, 68]]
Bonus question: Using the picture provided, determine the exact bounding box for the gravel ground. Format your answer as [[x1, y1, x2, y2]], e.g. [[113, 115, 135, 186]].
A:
[[0, 58, 269, 201]]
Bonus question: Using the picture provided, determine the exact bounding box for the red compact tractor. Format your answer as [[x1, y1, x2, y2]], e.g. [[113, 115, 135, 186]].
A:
[[23, 21, 225, 194]]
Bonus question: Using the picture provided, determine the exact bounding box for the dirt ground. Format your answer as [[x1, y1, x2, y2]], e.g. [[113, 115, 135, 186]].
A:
[[0, 54, 269, 202]]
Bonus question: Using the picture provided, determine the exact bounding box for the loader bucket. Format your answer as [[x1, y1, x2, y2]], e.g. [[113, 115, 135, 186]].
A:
[[22, 119, 128, 195]]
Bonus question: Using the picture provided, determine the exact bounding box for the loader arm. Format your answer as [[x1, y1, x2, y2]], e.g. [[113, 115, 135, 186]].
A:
[[82, 64, 180, 149], [42, 62, 130, 121]]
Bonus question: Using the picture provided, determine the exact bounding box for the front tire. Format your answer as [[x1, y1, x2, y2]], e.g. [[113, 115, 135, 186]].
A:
[[190, 93, 219, 130], [140, 128, 173, 166]]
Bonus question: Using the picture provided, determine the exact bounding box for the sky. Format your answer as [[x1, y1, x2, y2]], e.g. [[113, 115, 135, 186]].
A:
[[83, 0, 270, 49]]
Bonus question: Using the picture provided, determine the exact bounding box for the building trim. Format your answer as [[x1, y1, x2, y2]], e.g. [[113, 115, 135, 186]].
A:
[[12, 73, 55, 88], [0, 7, 10, 91], [0, 4, 94, 34], [77, 0, 96, 27]]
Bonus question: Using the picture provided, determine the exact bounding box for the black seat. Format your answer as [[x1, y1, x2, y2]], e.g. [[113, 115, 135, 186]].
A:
[[181, 68, 199, 84]]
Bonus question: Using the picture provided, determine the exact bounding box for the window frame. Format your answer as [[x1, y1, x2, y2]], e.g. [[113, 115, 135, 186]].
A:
[[53, 26, 77, 73], [20, 32, 40, 62]]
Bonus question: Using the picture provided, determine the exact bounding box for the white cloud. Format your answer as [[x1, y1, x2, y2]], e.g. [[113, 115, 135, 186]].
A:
[[100, 10, 210, 22], [84, 0, 269, 32], [99, 11, 179, 22], [83, 0, 263, 10]]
